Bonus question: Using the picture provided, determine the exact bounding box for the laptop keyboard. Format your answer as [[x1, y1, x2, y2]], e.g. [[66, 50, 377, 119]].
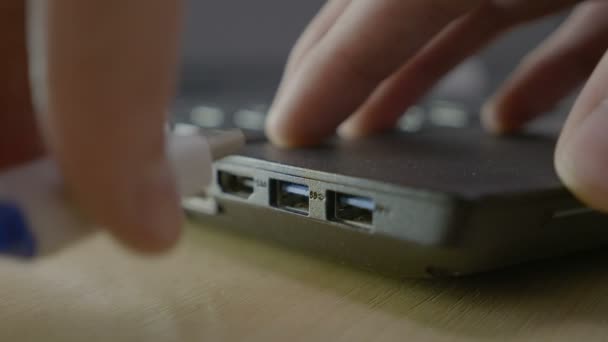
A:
[[172, 97, 566, 138]]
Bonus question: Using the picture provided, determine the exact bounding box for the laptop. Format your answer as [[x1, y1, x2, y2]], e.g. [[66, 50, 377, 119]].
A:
[[171, 9, 608, 278]]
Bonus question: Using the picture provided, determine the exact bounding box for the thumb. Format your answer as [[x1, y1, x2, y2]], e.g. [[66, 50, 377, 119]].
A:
[[555, 52, 608, 212], [45, 0, 184, 253]]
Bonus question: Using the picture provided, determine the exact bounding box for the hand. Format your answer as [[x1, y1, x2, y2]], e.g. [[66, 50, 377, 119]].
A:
[[266, 0, 608, 212], [0, 1, 184, 252]]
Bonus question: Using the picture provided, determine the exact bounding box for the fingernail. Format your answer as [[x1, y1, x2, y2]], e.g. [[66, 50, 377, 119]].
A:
[[265, 72, 328, 148], [556, 100, 608, 212], [337, 120, 363, 140], [480, 101, 505, 135], [338, 120, 359, 139], [264, 111, 292, 148], [264, 88, 294, 146]]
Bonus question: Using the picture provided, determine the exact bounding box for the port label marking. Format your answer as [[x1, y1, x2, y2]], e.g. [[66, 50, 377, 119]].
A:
[[256, 179, 268, 188], [310, 191, 325, 201]]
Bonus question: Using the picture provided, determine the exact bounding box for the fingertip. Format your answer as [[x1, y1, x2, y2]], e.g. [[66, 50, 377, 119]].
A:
[[480, 100, 518, 135], [555, 101, 608, 213], [265, 105, 332, 148], [480, 101, 505, 135], [337, 119, 365, 140], [111, 212, 183, 255], [555, 152, 608, 214], [480, 99, 526, 135], [106, 175, 183, 254], [90, 133, 217, 255], [264, 113, 295, 148]]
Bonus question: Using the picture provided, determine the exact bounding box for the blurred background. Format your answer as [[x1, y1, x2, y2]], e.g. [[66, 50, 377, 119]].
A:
[[175, 0, 571, 130], [26, 0, 574, 132]]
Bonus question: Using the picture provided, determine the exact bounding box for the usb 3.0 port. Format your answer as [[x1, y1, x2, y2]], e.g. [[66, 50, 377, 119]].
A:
[[218, 171, 254, 199], [329, 192, 374, 227], [270, 180, 310, 215]]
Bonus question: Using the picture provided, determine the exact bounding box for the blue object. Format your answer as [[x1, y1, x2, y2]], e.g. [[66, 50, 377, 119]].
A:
[[0, 201, 37, 258]]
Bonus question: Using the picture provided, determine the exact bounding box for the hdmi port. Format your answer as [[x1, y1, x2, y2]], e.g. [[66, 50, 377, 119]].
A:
[[218, 171, 254, 199]]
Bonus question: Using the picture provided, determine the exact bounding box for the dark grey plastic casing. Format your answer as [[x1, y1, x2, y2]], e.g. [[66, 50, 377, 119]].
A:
[[190, 126, 608, 278]]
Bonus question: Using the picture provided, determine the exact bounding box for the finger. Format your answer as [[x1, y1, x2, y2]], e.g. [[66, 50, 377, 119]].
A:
[[283, 0, 352, 78], [555, 50, 608, 213], [337, 3, 508, 137], [274, 0, 351, 104], [266, 0, 480, 146], [266, 0, 582, 146], [483, 2, 608, 134], [46, 0, 184, 252], [0, 1, 44, 169], [338, 0, 585, 137]]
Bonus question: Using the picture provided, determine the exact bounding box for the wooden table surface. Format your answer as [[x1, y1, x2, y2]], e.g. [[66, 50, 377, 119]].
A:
[[1, 222, 608, 342]]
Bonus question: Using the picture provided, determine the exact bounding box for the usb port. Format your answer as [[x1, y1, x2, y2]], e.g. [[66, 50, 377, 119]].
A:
[[218, 171, 254, 199], [329, 192, 374, 227], [271, 180, 310, 215]]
